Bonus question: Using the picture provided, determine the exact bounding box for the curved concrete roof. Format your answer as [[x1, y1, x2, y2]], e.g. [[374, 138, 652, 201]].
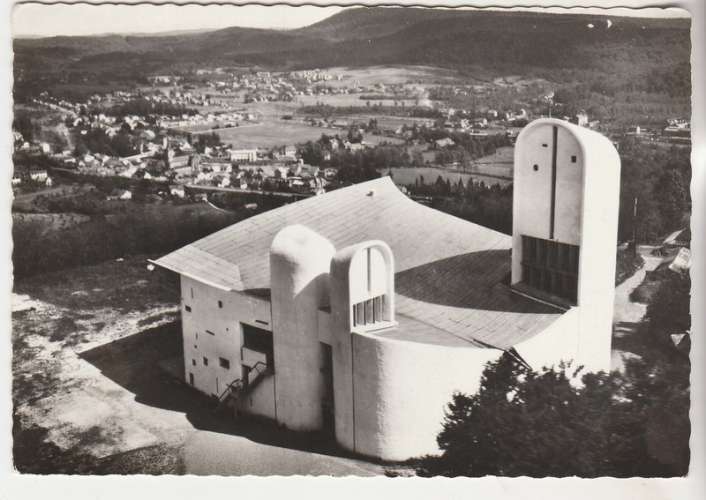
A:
[[155, 177, 562, 350]]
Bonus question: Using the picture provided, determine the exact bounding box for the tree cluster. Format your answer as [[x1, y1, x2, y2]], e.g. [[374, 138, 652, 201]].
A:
[[101, 98, 198, 119], [645, 268, 691, 349], [189, 132, 222, 153], [12, 204, 247, 279], [409, 176, 513, 235], [618, 138, 691, 243], [13, 110, 37, 142], [299, 103, 444, 120], [417, 352, 689, 477], [73, 128, 139, 158]]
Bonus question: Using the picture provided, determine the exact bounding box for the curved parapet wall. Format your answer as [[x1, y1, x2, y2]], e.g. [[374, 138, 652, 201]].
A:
[[351, 330, 501, 461], [270, 224, 336, 431]]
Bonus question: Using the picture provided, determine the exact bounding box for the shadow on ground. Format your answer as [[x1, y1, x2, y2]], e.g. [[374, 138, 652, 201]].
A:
[[78, 322, 366, 463]]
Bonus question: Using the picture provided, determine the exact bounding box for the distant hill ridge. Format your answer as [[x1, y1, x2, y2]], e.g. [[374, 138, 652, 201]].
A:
[[13, 7, 690, 97]]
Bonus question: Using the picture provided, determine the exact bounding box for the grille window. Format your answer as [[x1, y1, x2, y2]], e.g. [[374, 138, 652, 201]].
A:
[[521, 235, 579, 304], [352, 295, 386, 327]]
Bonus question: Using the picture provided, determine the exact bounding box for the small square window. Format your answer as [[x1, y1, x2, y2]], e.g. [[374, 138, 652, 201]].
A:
[[219, 357, 230, 369], [194, 344, 198, 349], [571, 155, 577, 163], [203, 357, 209, 366], [185, 305, 192, 312], [218, 300, 223, 309], [192, 359, 196, 366]]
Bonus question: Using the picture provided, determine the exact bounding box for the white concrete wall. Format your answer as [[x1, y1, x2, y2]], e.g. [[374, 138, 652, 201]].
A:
[[180, 276, 275, 418], [351, 331, 502, 461], [238, 361, 276, 419], [512, 123, 555, 255], [575, 129, 621, 373], [554, 126, 583, 245], [511, 118, 621, 374], [512, 120, 584, 284], [329, 241, 395, 453], [270, 225, 336, 431], [514, 307, 580, 371]]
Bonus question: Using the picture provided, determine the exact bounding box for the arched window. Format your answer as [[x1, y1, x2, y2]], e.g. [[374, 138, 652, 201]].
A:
[[348, 243, 395, 330]]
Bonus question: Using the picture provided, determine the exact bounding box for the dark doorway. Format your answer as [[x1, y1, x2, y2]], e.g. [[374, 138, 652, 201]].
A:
[[189, 372, 194, 386], [242, 323, 274, 368], [320, 342, 334, 436]]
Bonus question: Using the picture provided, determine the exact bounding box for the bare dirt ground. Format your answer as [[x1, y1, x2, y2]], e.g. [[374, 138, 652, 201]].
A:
[[12, 256, 387, 476], [12, 256, 187, 471]]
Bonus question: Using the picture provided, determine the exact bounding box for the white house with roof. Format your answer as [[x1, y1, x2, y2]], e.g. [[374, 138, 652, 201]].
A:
[[153, 118, 621, 461]]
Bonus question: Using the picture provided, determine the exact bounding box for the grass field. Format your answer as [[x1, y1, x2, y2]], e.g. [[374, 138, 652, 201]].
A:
[[194, 122, 340, 148], [344, 114, 436, 129], [297, 94, 423, 108], [472, 145, 514, 178], [189, 120, 403, 148], [385, 167, 511, 188], [323, 65, 466, 87]]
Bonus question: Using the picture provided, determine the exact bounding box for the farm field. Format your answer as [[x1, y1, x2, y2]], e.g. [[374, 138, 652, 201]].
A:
[[191, 121, 340, 148], [188, 120, 403, 148], [385, 142, 515, 187], [323, 65, 468, 87], [471, 145, 514, 178], [385, 167, 512, 188], [344, 114, 436, 129], [297, 94, 427, 108]]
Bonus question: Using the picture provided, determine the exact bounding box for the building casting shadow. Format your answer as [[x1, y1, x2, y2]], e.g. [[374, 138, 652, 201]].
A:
[[78, 322, 357, 461], [395, 249, 556, 314]]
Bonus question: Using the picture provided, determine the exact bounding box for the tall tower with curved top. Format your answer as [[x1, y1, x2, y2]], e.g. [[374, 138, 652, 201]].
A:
[[512, 118, 621, 373]]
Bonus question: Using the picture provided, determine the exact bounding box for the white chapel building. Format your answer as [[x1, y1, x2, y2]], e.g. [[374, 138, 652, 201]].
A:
[[153, 118, 621, 461]]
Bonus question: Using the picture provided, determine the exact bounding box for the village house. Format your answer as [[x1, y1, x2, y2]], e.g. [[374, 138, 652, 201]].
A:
[[229, 149, 259, 163], [169, 185, 186, 198], [153, 119, 621, 461], [574, 110, 590, 127], [435, 137, 455, 149], [27, 168, 49, 183]]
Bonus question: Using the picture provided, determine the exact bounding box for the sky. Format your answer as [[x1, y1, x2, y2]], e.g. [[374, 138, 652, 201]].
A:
[[11, 2, 691, 38]]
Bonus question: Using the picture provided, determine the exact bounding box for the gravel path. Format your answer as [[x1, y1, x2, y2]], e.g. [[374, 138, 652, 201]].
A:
[[611, 245, 663, 372]]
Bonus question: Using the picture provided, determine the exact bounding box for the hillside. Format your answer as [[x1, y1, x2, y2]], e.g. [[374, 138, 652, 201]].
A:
[[13, 7, 691, 99]]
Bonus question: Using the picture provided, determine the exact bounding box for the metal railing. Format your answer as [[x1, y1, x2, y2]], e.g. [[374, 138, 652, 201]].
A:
[[215, 361, 270, 410]]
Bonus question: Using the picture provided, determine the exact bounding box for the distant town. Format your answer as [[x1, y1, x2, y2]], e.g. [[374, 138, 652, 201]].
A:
[[12, 65, 691, 205]]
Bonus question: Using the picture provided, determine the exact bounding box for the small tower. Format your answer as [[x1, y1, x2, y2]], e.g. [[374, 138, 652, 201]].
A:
[[270, 225, 335, 431], [511, 118, 621, 372], [329, 241, 395, 453]]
